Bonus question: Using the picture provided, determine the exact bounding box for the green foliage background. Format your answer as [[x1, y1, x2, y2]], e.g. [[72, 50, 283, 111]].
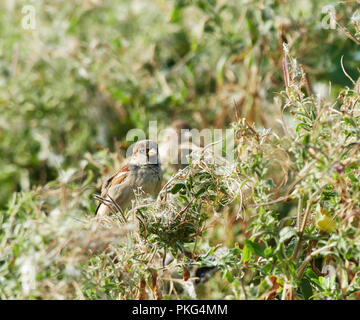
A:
[[0, 0, 359, 300]]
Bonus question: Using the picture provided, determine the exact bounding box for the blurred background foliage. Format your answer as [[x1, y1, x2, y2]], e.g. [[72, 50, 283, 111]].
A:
[[0, 0, 359, 207], [0, 0, 360, 300]]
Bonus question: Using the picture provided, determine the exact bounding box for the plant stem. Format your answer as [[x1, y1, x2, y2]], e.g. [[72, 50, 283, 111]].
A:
[[291, 191, 319, 262]]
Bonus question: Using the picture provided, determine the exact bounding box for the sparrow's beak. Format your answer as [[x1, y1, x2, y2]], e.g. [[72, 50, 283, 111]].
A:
[[148, 148, 157, 158]]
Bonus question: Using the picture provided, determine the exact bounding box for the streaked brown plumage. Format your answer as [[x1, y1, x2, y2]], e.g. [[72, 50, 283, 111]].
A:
[[95, 140, 162, 216]]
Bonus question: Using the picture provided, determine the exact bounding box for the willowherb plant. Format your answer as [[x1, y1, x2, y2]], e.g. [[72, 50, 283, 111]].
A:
[[209, 49, 360, 300]]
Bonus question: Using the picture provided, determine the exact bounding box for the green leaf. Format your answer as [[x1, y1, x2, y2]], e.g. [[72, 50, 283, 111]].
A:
[[170, 7, 182, 23], [296, 122, 311, 132], [195, 187, 206, 197], [261, 263, 273, 275], [170, 183, 185, 194], [264, 246, 273, 257], [242, 244, 251, 263], [224, 269, 234, 283], [343, 116, 357, 127], [302, 133, 310, 144], [279, 227, 296, 243], [347, 173, 357, 182], [243, 239, 264, 259], [300, 277, 313, 300]]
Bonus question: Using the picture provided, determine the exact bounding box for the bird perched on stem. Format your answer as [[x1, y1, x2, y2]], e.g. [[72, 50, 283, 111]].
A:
[[95, 140, 162, 217]]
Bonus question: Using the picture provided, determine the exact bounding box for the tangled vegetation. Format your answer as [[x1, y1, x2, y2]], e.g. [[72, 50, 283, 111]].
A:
[[0, 0, 360, 299]]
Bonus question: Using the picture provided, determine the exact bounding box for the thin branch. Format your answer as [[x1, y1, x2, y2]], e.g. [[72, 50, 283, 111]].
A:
[[291, 191, 320, 262], [107, 194, 127, 223], [247, 195, 294, 208], [93, 194, 126, 223], [244, 118, 259, 138], [336, 21, 360, 45], [341, 55, 356, 85], [296, 243, 336, 279], [174, 197, 196, 221], [297, 197, 302, 232]]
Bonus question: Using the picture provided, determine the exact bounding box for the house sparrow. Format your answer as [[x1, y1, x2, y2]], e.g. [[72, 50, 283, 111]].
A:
[[95, 140, 162, 217]]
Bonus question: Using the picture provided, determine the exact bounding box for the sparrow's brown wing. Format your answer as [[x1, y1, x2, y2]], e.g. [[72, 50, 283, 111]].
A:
[[95, 164, 130, 214]]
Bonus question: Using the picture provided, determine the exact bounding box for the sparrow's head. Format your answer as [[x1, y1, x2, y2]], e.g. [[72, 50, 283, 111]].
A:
[[171, 120, 191, 132], [171, 120, 192, 143], [130, 140, 160, 166], [161, 120, 192, 145]]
